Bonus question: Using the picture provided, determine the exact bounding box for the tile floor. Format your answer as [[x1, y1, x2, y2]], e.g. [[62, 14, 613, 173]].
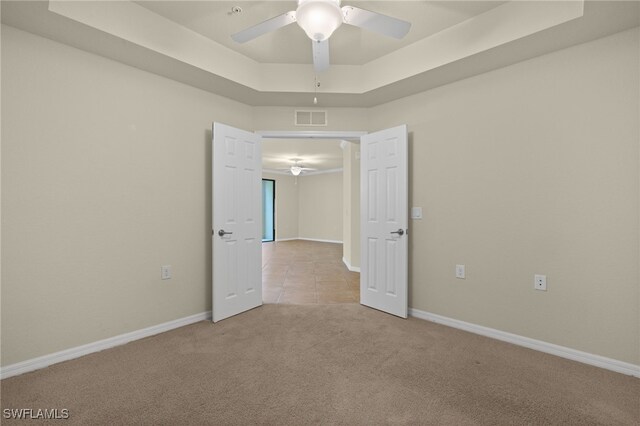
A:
[[262, 240, 360, 304]]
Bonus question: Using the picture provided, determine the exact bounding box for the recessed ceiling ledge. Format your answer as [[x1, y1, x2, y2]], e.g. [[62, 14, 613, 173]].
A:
[[48, 0, 262, 88], [362, 0, 585, 92], [45, 0, 585, 98]]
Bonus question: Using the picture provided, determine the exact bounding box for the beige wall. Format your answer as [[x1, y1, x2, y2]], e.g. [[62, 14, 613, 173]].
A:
[[349, 146, 360, 268], [342, 143, 360, 269], [369, 28, 640, 364], [343, 147, 352, 263], [0, 26, 253, 365], [262, 171, 343, 243], [262, 172, 298, 241], [298, 172, 343, 242]]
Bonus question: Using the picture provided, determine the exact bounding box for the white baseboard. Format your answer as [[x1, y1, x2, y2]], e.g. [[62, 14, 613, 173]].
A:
[[409, 308, 640, 378], [0, 311, 212, 380], [298, 238, 343, 244], [10, 307, 634, 380], [273, 238, 342, 244], [342, 257, 361, 273]]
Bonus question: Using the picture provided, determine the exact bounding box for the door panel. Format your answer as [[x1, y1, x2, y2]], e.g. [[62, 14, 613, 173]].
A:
[[360, 125, 408, 318], [212, 123, 262, 322]]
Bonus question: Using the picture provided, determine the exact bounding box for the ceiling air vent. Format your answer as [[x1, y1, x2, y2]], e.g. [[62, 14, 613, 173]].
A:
[[295, 110, 327, 127]]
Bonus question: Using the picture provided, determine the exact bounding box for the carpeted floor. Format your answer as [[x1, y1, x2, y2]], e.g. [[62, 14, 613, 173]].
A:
[[1, 304, 638, 425]]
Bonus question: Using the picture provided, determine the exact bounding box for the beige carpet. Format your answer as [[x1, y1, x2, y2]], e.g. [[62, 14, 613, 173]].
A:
[[1, 304, 638, 425]]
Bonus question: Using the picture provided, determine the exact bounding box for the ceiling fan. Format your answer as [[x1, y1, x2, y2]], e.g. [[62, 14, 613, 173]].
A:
[[231, 0, 411, 73], [280, 160, 316, 176]]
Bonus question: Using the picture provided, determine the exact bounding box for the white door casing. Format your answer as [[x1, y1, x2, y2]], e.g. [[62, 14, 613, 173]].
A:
[[360, 125, 408, 318], [212, 122, 263, 322]]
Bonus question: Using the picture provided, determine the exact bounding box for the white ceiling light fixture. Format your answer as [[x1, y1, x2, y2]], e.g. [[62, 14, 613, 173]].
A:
[[296, 0, 343, 42], [290, 165, 303, 176], [231, 0, 411, 73]]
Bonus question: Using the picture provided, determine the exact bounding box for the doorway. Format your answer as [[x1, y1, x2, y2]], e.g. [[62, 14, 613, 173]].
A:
[[212, 124, 408, 322], [261, 138, 357, 304]]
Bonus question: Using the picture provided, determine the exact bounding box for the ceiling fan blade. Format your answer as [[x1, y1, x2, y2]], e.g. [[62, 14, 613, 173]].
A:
[[231, 11, 297, 43], [312, 39, 330, 73], [341, 6, 411, 39]]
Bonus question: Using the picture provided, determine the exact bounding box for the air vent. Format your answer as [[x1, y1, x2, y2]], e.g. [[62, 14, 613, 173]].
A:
[[295, 110, 327, 126]]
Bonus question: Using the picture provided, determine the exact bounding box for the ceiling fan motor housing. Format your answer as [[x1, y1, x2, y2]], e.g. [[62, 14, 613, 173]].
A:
[[296, 0, 343, 41]]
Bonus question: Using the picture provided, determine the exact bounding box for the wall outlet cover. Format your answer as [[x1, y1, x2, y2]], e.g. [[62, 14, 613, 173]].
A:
[[455, 264, 465, 279], [534, 274, 547, 291]]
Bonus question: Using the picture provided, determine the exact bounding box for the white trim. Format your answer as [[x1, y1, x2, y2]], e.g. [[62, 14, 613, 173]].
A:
[[0, 311, 212, 380], [298, 237, 342, 244], [263, 168, 343, 177], [409, 308, 640, 378], [273, 238, 297, 242], [256, 130, 366, 141], [342, 256, 361, 273], [303, 168, 343, 176], [262, 169, 290, 176]]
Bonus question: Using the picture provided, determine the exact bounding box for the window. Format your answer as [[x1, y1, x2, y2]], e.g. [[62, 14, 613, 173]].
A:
[[262, 179, 275, 242]]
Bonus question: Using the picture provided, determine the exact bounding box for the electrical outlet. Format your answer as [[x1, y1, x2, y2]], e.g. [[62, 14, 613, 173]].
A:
[[161, 265, 172, 280], [534, 274, 547, 291], [455, 264, 465, 279]]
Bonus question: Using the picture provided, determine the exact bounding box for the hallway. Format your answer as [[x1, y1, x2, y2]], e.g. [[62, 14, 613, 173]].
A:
[[262, 240, 360, 304]]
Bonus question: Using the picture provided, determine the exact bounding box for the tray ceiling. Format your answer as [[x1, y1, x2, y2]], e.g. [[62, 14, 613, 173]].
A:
[[135, 1, 505, 65], [2, 1, 638, 107]]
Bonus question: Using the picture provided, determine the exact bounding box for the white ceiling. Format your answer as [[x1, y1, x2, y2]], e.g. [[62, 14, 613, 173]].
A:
[[262, 139, 344, 173], [135, 1, 505, 65], [2, 1, 639, 107]]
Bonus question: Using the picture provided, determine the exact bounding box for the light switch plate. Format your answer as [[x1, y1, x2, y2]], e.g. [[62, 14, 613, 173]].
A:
[[161, 265, 172, 280], [411, 207, 423, 219]]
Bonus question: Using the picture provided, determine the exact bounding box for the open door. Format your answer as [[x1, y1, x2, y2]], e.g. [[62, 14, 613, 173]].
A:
[[360, 125, 408, 318], [212, 122, 262, 322]]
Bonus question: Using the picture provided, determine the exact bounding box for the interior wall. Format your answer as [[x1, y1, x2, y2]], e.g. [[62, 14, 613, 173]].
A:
[[349, 145, 360, 268], [343, 145, 352, 264], [298, 172, 343, 242], [0, 26, 253, 366], [262, 172, 298, 241], [342, 143, 360, 269], [368, 27, 640, 365]]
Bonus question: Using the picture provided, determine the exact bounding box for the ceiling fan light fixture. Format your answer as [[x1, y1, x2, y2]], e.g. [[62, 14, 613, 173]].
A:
[[296, 0, 343, 41], [290, 165, 303, 176]]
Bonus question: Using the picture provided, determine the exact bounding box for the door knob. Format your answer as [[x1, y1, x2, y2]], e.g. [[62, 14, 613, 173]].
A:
[[390, 229, 404, 236], [218, 229, 233, 237]]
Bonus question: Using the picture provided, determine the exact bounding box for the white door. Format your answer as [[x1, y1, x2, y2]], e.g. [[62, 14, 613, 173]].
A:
[[212, 122, 262, 322], [360, 125, 408, 318]]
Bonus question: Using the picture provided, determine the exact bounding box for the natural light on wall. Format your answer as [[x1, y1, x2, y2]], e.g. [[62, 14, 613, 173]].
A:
[[262, 179, 275, 242]]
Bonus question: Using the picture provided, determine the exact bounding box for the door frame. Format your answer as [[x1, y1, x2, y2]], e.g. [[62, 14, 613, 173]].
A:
[[257, 129, 367, 295], [256, 131, 367, 140]]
